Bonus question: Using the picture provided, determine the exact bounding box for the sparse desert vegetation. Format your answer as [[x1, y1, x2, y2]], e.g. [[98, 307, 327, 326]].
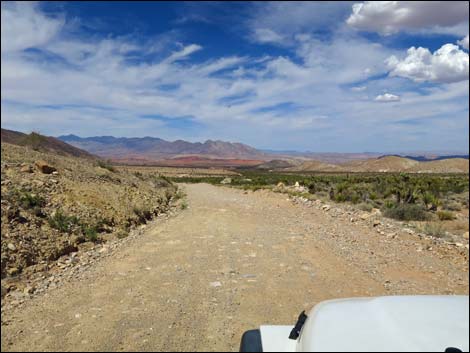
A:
[[170, 170, 469, 239]]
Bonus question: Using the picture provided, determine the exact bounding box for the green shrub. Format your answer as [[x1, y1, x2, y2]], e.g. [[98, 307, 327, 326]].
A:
[[82, 225, 99, 242], [383, 203, 429, 221], [181, 200, 188, 210], [20, 131, 46, 151], [97, 159, 115, 172], [19, 192, 45, 209], [437, 210, 456, 221], [351, 193, 360, 204], [48, 210, 79, 233]]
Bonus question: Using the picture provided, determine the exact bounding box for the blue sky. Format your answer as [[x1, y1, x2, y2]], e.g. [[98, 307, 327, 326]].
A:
[[1, 1, 469, 152]]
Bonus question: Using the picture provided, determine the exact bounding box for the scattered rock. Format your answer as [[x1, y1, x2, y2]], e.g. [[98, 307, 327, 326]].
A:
[[20, 165, 33, 173], [322, 205, 331, 211], [463, 232, 469, 240], [23, 286, 35, 294], [209, 281, 222, 288], [220, 178, 232, 185], [7, 267, 20, 276], [35, 160, 56, 174], [360, 213, 370, 220], [7, 243, 16, 251]]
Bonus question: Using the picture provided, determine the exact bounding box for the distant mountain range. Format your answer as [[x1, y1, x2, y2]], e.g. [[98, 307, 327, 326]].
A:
[[58, 134, 469, 165], [1, 129, 467, 172], [58, 134, 268, 163]]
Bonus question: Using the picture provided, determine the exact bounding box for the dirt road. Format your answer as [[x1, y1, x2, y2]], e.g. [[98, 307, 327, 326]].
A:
[[2, 183, 468, 351]]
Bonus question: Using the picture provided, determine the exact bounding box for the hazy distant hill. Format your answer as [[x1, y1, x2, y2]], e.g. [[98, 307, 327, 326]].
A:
[[287, 155, 469, 173], [1, 129, 95, 159], [380, 154, 469, 162], [58, 134, 268, 161]]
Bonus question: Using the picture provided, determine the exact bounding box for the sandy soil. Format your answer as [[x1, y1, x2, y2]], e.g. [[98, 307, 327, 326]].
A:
[[1, 183, 468, 352]]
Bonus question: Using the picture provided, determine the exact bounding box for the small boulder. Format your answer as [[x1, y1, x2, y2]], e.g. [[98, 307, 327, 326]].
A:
[[7, 243, 16, 251], [322, 205, 331, 211], [20, 165, 33, 173], [35, 160, 56, 174], [463, 232, 469, 240]]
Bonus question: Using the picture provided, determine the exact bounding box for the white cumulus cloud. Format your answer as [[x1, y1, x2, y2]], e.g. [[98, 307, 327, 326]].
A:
[[386, 44, 469, 83], [347, 1, 469, 35], [458, 35, 469, 50], [374, 93, 400, 102]]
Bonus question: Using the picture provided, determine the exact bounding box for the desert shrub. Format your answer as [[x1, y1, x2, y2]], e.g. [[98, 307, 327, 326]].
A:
[[350, 193, 360, 204], [20, 131, 46, 151], [133, 205, 152, 222], [442, 201, 461, 212], [422, 223, 448, 238], [19, 192, 45, 209], [116, 229, 128, 239], [437, 210, 456, 221], [173, 190, 186, 200], [181, 200, 188, 210], [382, 203, 429, 221], [94, 217, 113, 232], [82, 225, 99, 242], [358, 203, 373, 212], [153, 175, 172, 188], [97, 159, 115, 172], [48, 210, 80, 233], [422, 192, 440, 210]]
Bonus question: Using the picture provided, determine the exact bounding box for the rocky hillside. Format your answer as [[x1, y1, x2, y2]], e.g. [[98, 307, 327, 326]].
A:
[[1, 129, 95, 159], [1, 142, 176, 281], [59, 134, 268, 161]]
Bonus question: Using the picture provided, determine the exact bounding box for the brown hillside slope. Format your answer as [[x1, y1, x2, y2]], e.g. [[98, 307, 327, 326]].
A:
[[408, 158, 469, 173], [1, 142, 176, 280], [286, 155, 468, 173], [1, 129, 96, 159], [344, 156, 420, 172]]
